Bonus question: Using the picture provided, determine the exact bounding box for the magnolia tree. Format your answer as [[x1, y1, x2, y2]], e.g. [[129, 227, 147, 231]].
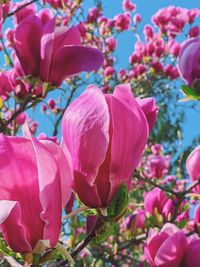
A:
[[0, 0, 200, 266]]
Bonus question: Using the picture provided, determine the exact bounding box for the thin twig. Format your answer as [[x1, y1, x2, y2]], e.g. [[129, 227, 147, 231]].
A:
[[63, 206, 88, 220]]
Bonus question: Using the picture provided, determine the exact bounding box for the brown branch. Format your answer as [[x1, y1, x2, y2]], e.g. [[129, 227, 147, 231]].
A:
[[52, 86, 77, 136], [57, 216, 104, 266], [0, 38, 13, 67], [134, 172, 176, 195]]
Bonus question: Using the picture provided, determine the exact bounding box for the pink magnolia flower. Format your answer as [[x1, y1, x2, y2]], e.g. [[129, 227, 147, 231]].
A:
[[15, 112, 27, 125], [151, 62, 163, 73], [0, 70, 13, 98], [143, 25, 154, 39], [62, 84, 148, 208], [164, 64, 179, 80], [151, 144, 163, 155], [87, 7, 102, 23], [144, 188, 175, 221], [187, 8, 200, 24], [12, 0, 37, 25], [1, 3, 10, 16], [5, 28, 15, 47], [105, 37, 117, 52], [44, 0, 71, 9], [114, 13, 131, 31], [14, 12, 104, 87], [169, 41, 181, 57], [178, 37, 200, 86], [122, 0, 136, 12], [133, 13, 142, 24], [136, 97, 158, 132], [126, 208, 145, 234], [0, 125, 72, 252], [186, 146, 200, 193], [145, 223, 200, 267], [104, 66, 115, 77], [189, 26, 200, 38]]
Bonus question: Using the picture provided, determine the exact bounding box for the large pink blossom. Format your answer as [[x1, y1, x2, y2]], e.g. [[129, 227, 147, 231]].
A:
[[145, 223, 200, 267], [0, 124, 72, 252], [14, 11, 104, 87], [178, 37, 200, 86], [62, 84, 149, 208]]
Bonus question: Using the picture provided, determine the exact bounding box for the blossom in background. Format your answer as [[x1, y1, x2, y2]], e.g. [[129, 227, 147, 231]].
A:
[[0, 124, 72, 252], [14, 10, 104, 86], [62, 84, 149, 208], [144, 187, 175, 222], [145, 223, 200, 267]]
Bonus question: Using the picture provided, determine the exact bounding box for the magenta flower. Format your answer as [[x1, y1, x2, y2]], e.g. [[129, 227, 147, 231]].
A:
[[178, 37, 200, 86], [0, 125, 72, 252], [186, 146, 200, 193], [0, 70, 13, 98], [126, 208, 145, 234], [14, 11, 104, 86], [136, 97, 158, 132], [122, 0, 136, 12], [62, 84, 148, 208], [12, 0, 37, 25], [145, 223, 187, 267], [144, 188, 175, 222]]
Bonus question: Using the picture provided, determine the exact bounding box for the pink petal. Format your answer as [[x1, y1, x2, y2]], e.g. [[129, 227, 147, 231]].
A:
[[40, 17, 55, 82], [0, 200, 32, 252], [62, 85, 109, 207], [0, 134, 44, 249], [161, 223, 180, 236], [23, 125, 62, 247], [182, 239, 200, 266], [50, 46, 104, 86], [145, 231, 169, 266], [74, 171, 101, 207], [14, 15, 43, 76], [41, 140, 73, 208], [107, 84, 149, 203], [155, 231, 187, 267], [144, 188, 168, 215], [54, 26, 81, 51]]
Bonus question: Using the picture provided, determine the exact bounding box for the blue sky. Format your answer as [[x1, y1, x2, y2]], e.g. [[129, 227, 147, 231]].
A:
[[4, 0, 200, 150], [83, 0, 200, 149]]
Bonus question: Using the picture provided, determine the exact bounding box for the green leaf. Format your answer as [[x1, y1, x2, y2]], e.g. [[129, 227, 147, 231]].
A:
[[94, 223, 115, 243], [4, 55, 11, 66], [180, 85, 200, 101], [106, 182, 130, 221], [178, 219, 188, 229]]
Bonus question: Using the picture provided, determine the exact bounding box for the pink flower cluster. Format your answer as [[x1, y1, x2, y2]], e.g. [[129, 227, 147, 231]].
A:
[[142, 145, 170, 179], [152, 6, 200, 38]]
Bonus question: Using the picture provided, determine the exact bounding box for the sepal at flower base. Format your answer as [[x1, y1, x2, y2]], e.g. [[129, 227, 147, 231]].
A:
[[180, 84, 200, 101], [99, 183, 130, 222]]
